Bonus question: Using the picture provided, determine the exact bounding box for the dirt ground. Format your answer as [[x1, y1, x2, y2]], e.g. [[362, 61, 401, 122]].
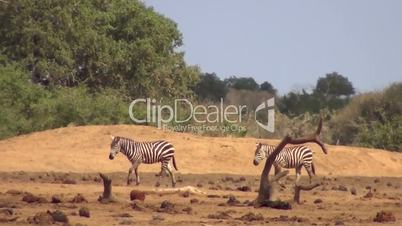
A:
[[0, 125, 402, 225], [0, 172, 401, 225]]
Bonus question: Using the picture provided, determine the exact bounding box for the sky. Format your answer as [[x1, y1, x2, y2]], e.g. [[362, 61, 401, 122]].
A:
[[144, 0, 402, 94]]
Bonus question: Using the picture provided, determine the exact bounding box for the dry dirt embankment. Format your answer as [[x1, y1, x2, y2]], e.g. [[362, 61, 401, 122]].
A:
[[0, 125, 401, 176]]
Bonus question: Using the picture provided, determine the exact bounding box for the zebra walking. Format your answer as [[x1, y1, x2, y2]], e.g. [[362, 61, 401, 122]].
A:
[[108, 136, 178, 187], [253, 143, 315, 184]]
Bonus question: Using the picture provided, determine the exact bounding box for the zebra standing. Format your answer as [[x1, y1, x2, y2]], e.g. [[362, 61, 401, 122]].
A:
[[253, 143, 315, 184], [108, 136, 178, 187]]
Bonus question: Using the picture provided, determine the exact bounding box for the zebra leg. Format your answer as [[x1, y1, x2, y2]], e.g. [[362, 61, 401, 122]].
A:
[[304, 164, 314, 184], [295, 165, 302, 184], [166, 163, 176, 188], [127, 166, 134, 185], [134, 166, 140, 186], [155, 162, 168, 187]]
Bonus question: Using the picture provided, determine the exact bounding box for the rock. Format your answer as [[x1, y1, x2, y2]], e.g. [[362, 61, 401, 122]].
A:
[[207, 195, 220, 198], [365, 185, 371, 190], [27, 212, 54, 224], [5, 189, 23, 195], [196, 183, 203, 188], [237, 212, 264, 221], [313, 199, 323, 204], [79, 207, 90, 218], [239, 176, 246, 182], [350, 187, 357, 195], [63, 178, 77, 184], [237, 185, 252, 192], [335, 219, 345, 225], [158, 200, 175, 213], [364, 190, 373, 198], [373, 211, 396, 222], [22, 193, 47, 203], [338, 185, 348, 192], [208, 211, 232, 219], [152, 214, 165, 221], [374, 178, 380, 183], [190, 198, 199, 204], [49, 210, 69, 223], [71, 193, 88, 203], [51, 195, 62, 203], [386, 182, 393, 187], [226, 195, 240, 206], [182, 206, 192, 214], [181, 191, 190, 198], [130, 190, 146, 201]]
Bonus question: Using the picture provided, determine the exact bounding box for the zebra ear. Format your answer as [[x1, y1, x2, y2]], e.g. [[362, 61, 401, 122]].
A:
[[110, 135, 115, 140]]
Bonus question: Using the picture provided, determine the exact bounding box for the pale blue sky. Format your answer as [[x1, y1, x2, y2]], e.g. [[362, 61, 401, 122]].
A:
[[144, 0, 402, 94]]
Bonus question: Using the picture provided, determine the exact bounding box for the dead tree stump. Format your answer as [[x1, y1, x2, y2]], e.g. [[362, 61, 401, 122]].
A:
[[98, 173, 116, 204], [254, 118, 327, 208], [293, 182, 321, 204]]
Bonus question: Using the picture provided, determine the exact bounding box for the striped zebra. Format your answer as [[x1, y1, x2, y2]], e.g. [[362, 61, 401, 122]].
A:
[[253, 143, 315, 183], [108, 136, 178, 187]]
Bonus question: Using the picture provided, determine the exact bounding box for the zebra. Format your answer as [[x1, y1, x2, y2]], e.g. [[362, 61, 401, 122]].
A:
[[253, 143, 316, 184], [108, 136, 178, 187]]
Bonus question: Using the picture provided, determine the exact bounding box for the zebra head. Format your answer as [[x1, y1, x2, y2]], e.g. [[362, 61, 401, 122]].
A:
[[253, 143, 265, 166], [109, 136, 121, 160]]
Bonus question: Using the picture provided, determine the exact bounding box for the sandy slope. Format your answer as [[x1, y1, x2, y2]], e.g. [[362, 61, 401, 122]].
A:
[[0, 125, 401, 176]]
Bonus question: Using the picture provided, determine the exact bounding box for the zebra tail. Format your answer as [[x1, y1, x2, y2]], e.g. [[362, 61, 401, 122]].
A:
[[312, 162, 316, 175], [172, 156, 178, 171]]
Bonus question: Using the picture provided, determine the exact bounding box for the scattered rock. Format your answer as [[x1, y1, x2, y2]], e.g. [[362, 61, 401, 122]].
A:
[[226, 195, 240, 206], [313, 199, 323, 204], [338, 185, 348, 192], [365, 185, 371, 190], [5, 189, 23, 195], [158, 200, 175, 213], [27, 212, 54, 224], [207, 195, 220, 198], [239, 176, 246, 182], [182, 206, 192, 214], [350, 187, 357, 195], [196, 183, 203, 188], [237, 185, 252, 192], [374, 178, 380, 183], [237, 212, 264, 221], [208, 180, 214, 185], [79, 207, 90, 218], [49, 210, 69, 223], [112, 213, 132, 218], [386, 182, 393, 187], [51, 195, 62, 203], [181, 191, 190, 198], [223, 176, 234, 182], [22, 193, 47, 203], [335, 219, 345, 225], [190, 198, 199, 204], [373, 211, 396, 222], [208, 211, 232, 219], [63, 178, 77, 184], [71, 194, 88, 203], [364, 190, 373, 198], [130, 190, 146, 201], [152, 214, 165, 221]]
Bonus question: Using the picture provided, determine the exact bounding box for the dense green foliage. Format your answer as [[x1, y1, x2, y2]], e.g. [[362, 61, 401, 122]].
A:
[[0, 0, 199, 97]]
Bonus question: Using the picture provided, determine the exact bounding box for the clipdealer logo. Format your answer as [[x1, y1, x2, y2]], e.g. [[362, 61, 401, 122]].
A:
[[128, 98, 275, 132]]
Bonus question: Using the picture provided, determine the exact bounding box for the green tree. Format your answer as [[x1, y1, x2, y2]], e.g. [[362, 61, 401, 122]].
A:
[[260, 81, 276, 95], [224, 76, 259, 90], [315, 72, 355, 97], [194, 73, 227, 102], [0, 0, 199, 98]]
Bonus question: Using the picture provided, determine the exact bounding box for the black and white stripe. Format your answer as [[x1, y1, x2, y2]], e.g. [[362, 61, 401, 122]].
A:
[[109, 136, 178, 187], [253, 143, 315, 183]]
